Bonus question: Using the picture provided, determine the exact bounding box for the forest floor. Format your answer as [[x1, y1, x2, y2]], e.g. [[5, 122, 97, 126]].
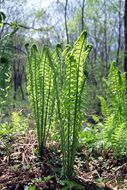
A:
[[0, 130, 127, 190]]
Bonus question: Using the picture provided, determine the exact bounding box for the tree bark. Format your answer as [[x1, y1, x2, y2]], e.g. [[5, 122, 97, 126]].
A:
[[104, 0, 108, 73], [81, 0, 85, 31], [116, 0, 122, 65], [124, 0, 127, 80], [65, 0, 69, 44]]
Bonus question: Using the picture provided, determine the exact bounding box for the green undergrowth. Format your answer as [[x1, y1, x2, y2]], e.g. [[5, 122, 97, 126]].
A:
[[81, 62, 127, 157]]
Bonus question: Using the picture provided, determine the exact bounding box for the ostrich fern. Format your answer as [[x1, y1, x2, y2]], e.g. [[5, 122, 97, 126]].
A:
[[0, 38, 12, 106], [0, 57, 10, 106], [26, 31, 92, 176], [26, 44, 54, 155], [99, 62, 127, 156], [0, 12, 17, 107], [52, 31, 92, 176]]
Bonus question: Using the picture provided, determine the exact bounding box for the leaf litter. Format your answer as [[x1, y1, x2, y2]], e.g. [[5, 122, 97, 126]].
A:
[[0, 130, 127, 190]]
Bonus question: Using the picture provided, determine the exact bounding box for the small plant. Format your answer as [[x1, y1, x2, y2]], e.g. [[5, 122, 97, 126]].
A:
[[0, 111, 28, 139], [59, 179, 84, 190]]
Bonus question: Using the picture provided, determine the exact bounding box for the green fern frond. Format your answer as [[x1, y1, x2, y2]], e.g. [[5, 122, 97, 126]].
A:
[[98, 62, 127, 156], [0, 26, 14, 106], [0, 56, 10, 105], [98, 96, 109, 117]]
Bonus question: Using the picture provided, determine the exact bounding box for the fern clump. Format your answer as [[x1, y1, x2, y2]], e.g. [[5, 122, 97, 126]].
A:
[[26, 30, 92, 177], [0, 56, 10, 105], [98, 62, 127, 156], [26, 44, 55, 155], [52, 31, 92, 176], [0, 12, 17, 107]]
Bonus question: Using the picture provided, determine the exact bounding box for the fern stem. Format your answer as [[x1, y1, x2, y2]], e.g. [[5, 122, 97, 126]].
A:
[[67, 59, 71, 175], [70, 40, 85, 175], [33, 47, 41, 154], [43, 78, 51, 145]]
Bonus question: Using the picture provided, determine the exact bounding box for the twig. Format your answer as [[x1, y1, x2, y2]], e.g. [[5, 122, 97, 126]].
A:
[[3, 22, 54, 32]]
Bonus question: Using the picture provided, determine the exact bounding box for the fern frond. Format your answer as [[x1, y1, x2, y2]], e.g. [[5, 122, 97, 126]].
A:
[[0, 31, 13, 106], [98, 96, 109, 117], [98, 62, 127, 156], [0, 56, 10, 105]]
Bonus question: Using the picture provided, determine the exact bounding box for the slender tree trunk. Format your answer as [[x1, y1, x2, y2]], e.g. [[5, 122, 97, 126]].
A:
[[81, 0, 85, 31], [116, 0, 122, 65], [124, 0, 127, 80], [93, 18, 97, 64], [65, 0, 69, 44], [104, 0, 108, 73]]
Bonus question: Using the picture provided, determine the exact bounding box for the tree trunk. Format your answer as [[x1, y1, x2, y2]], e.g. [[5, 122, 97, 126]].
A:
[[116, 0, 122, 65], [124, 0, 127, 80], [104, 0, 108, 73], [65, 0, 69, 44], [81, 0, 85, 31]]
